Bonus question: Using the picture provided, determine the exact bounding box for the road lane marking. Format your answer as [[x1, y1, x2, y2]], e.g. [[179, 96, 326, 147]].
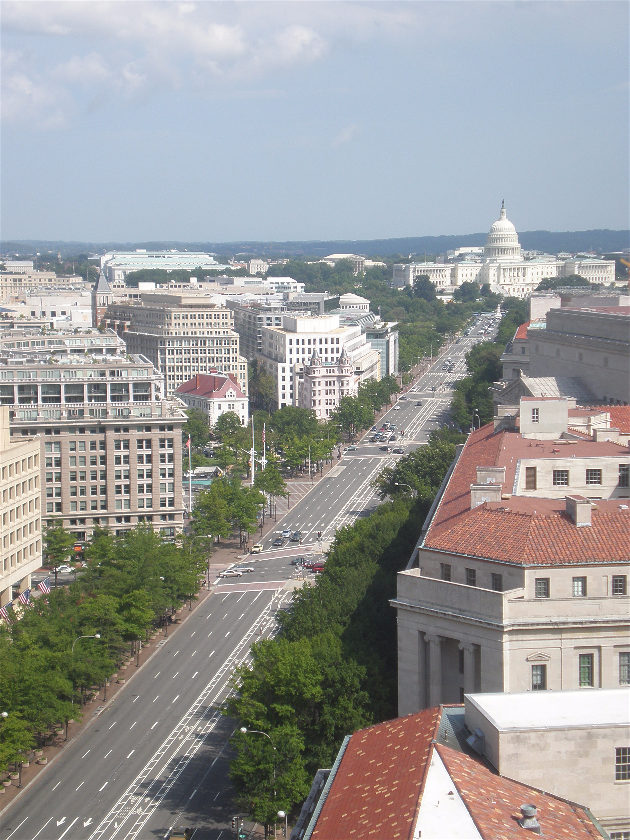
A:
[[58, 817, 79, 839], [172, 672, 179, 679], [52, 781, 61, 791], [126, 750, 135, 759], [132, 695, 140, 703], [76, 781, 84, 791], [108, 722, 117, 729], [154, 671, 160, 679], [213, 790, 221, 801], [31, 816, 53, 840], [225, 631, 230, 637], [173, 650, 179, 657], [81, 749, 91, 758], [172, 694, 180, 704], [191, 650, 197, 656], [5, 816, 29, 839], [190, 630, 196, 637], [238, 613, 245, 620], [130, 722, 136, 730], [104, 749, 112, 759], [209, 650, 215, 657], [151, 721, 159, 730], [192, 671, 198, 679], [152, 695, 159, 703]]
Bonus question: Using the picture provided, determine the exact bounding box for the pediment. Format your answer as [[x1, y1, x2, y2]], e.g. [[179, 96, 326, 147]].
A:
[[526, 652, 551, 662]]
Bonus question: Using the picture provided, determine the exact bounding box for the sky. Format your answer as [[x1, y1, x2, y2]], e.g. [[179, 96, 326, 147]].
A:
[[1, 0, 628, 243]]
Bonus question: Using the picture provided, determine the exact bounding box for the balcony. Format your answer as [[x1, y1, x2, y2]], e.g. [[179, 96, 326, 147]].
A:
[[11, 400, 184, 423]]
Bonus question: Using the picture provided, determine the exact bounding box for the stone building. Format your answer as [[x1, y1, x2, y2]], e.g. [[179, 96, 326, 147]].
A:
[[0, 328, 186, 541], [392, 397, 630, 715], [103, 293, 248, 398], [0, 407, 41, 609]]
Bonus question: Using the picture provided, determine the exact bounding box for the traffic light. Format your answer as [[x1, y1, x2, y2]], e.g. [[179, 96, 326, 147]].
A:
[[231, 817, 236, 829]]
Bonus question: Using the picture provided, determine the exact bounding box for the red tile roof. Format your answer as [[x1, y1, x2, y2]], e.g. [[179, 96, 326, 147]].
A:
[[514, 321, 530, 340], [424, 424, 630, 566], [175, 372, 245, 399], [308, 709, 604, 840], [309, 708, 441, 840], [594, 405, 630, 433], [437, 743, 603, 840]]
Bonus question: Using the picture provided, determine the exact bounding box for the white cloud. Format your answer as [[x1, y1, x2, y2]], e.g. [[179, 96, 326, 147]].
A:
[[332, 124, 359, 148], [53, 52, 111, 86]]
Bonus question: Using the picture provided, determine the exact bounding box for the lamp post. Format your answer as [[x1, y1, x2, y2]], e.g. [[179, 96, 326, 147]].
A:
[[277, 811, 288, 838], [70, 634, 102, 730], [471, 409, 480, 433], [240, 727, 277, 831], [394, 481, 414, 494]]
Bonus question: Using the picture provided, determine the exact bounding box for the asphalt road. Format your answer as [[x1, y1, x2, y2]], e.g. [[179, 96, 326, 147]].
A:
[[2, 316, 497, 840]]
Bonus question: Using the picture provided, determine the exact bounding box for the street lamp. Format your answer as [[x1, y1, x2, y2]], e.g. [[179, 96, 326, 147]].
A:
[[471, 409, 481, 433], [239, 726, 277, 800], [277, 810, 288, 838], [394, 481, 414, 494]]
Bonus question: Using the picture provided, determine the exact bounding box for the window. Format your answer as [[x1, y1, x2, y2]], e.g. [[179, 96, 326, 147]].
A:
[[553, 470, 569, 486], [535, 578, 550, 598], [440, 563, 451, 582], [613, 576, 627, 596], [615, 747, 630, 781], [465, 568, 477, 587], [572, 577, 587, 597], [585, 469, 602, 485], [609, 832, 630, 840], [619, 465, 630, 488], [620, 653, 630, 685], [531, 664, 547, 691], [579, 653, 594, 687], [491, 573, 503, 592], [525, 466, 537, 490], [531, 408, 539, 423]]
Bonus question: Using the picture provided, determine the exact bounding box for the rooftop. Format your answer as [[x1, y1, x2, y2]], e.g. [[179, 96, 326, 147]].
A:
[[466, 688, 630, 731]]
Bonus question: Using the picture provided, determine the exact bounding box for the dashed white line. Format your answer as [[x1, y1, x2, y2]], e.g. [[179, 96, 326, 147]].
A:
[[209, 650, 215, 657], [76, 781, 84, 791], [190, 630, 196, 637], [154, 671, 161, 679], [130, 722, 137, 730], [81, 749, 90, 758], [126, 749, 135, 759], [132, 695, 139, 703], [172, 694, 180, 704], [238, 613, 245, 620], [152, 695, 159, 703], [173, 650, 180, 657], [99, 781, 108, 792], [172, 672, 179, 679], [151, 721, 159, 730], [225, 631, 231, 638], [104, 749, 113, 759], [51, 781, 61, 791], [108, 722, 116, 729], [191, 650, 197, 656], [192, 671, 198, 679]]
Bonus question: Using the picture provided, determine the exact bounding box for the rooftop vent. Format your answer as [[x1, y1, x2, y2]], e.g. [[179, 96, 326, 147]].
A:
[[465, 728, 485, 755], [518, 804, 541, 834]]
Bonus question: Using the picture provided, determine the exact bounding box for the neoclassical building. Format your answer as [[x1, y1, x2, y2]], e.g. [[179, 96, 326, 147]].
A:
[[393, 202, 616, 297]]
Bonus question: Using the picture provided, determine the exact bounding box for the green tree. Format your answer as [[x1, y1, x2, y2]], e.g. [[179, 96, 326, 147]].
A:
[[44, 526, 75, 581], [192, 481, 233, 543], [411, 274, 437, 301], [331, 396, 374, 440], [536, 273, 592, 291], [453, 281, 480, 302], [183, 408, 210, 449]]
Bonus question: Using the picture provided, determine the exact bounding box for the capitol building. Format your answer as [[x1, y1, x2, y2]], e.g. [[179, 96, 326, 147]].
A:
[[393, 202, 616, 298]]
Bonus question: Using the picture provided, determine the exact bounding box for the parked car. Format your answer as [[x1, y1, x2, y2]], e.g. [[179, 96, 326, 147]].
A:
[[56, 564, 73, 574], [219, 568, 243, 578], [290, 531, 302, 542], [281, 528, 292, 538], [346, 445, 358, 452], [309, 563, 326, 573], [234, 566, 254, 574], [273, 537, 286, 547], [251, 543, 263, 554]]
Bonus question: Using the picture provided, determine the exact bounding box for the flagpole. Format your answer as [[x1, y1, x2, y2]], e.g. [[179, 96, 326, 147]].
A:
[[262, 422, 267, 470], [251, 417, 255, 487], [188, 435, 192, 517]]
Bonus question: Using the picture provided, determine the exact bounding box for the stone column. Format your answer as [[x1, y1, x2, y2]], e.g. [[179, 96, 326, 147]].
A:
[[425, 633, 442, 707], [459, 642, 476, 695]]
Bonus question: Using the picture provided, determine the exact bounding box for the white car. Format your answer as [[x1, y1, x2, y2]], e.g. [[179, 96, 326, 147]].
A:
[[219, 568, 243, 578], [56, 564, 73, 574], [393, 405, 401, 411], [234, 566, 254, 574]]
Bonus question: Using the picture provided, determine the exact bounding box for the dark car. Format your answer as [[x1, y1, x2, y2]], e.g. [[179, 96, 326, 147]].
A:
[[392, 447, 405, 454], [291, 556, 306, 565], [416, 401, 423, 406], [290, 531, 302, 542], [380, 445, 392, 452], [272, 537, 286, 547]]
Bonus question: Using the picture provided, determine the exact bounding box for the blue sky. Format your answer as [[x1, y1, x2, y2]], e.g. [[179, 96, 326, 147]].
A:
[[1, 1, 628, 242]]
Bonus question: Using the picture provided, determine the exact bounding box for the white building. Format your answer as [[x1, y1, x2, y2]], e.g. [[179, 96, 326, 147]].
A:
[[298, 348, 358, 421], [393, 202, 616, 297], [175, 372, 249, 428], [100, 250, 229, 282], [256, 313, 381, 409]]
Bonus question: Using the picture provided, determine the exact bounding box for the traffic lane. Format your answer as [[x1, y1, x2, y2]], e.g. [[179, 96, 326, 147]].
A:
[[1, 590, 277, 840]]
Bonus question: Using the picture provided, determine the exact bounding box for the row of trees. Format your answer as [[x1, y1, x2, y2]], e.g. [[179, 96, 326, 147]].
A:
[[224, 437, 458, 832], [0, 526, 206, 774]]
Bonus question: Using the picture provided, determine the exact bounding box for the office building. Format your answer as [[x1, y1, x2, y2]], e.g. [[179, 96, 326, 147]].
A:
[[393, 397, 630, 715], [103, 293, 248, 397], [1, 328, 186, 541], [0, 407, 41, 610]]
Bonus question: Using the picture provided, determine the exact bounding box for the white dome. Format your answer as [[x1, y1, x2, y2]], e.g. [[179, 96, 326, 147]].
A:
[[484, 201, 521, 262]]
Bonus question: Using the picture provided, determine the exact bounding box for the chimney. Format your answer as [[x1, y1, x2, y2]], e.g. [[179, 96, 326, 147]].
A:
[[518, 804, 541, 834], [476, 466, 506, 485], [470, 483, 503, 509], [195, 373, 199, 389], [566, 495, 592, 527]]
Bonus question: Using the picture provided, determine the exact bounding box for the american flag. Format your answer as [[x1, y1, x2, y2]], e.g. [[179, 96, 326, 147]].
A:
[[38, 578, 51, 594], [18, 589, 31, 606], [185, 435, 191, 449], [0, 602, 13, 620]]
